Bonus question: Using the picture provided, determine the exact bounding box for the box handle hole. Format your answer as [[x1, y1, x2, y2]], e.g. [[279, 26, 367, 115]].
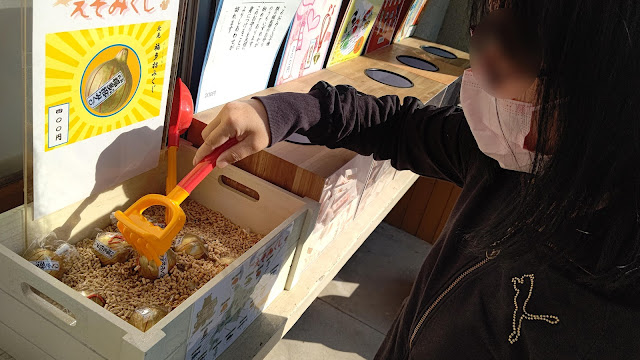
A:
[[219, 175, 260, 201], [22, 283, 77, 326]]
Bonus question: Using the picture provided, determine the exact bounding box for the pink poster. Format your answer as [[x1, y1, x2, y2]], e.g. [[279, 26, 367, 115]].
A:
[[365, 0, 406, 53], [276, 0, 343, 85]]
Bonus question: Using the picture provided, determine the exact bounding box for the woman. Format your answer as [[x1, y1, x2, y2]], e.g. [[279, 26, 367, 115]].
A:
[[194, 0, 640, 358]]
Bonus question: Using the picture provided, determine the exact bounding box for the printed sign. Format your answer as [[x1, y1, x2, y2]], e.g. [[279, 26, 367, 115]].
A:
[[364, 0, 405, 53], [43, 18, 170, 150], [186, 224, 293, 360], [195, 0, 301, 112], [326, 0, 384, 67], [394, 0, 427, 42], [275, 0, 343, 85], [32, 1, 181, 218]]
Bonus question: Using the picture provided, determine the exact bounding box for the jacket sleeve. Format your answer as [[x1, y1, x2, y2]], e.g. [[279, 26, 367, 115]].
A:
[[255, 81, 479, 187]]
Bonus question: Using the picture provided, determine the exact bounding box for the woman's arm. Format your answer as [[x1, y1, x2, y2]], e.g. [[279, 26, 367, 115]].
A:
[[257, 81, 478, 186]]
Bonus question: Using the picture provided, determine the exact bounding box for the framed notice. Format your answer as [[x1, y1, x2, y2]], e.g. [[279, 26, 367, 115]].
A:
[[325, 0, 383, 67], [275, 0, 344, 85], [364, 0, 405, 53], [32, 1, 181, 218], [195, 0, 302, 113]]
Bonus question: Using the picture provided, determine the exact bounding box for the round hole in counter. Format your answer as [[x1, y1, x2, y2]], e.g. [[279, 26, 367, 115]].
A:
[[396, 55, 439, 72], [421, 45, 458, 59], [364, 68, 414, 88], [285, 133, 314, 146]]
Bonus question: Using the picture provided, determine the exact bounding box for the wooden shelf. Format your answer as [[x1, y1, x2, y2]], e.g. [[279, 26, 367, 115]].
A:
[[218, 170, 419, 360]]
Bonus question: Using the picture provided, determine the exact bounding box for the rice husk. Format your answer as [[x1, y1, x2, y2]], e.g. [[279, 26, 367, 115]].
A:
[[61, 200, 262, 322]]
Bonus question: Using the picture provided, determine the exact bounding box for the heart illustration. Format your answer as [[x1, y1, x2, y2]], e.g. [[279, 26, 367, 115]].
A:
[[307, 9, 321, 30]]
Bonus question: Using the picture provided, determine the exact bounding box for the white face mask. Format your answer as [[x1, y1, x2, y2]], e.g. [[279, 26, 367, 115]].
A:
[[460, 68, 537, 173]]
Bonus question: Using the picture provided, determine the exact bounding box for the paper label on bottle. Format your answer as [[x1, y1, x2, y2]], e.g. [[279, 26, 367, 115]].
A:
[[31, 260, 60, 272], [86, 71, 126, 109], [173, 236, 183, 247], [158, 254, 169, 277], [93, 240, 116, 259]]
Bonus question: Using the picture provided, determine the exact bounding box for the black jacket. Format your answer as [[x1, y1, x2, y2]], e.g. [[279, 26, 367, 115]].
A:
[[257, 82, 640, 359]]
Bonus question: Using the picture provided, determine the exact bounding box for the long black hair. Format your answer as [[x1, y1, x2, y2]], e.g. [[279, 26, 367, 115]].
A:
[[467, 0, 640, 298]]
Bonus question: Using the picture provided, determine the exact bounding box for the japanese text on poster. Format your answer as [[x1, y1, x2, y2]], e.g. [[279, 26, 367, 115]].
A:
[[195, 0, 300, 113]]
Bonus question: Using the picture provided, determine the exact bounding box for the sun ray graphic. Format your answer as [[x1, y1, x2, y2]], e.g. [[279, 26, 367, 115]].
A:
[[44, 21, 170, 151]]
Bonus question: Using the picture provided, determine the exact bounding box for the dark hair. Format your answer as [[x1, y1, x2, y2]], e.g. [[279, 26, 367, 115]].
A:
[[467, 0, 640, 299]]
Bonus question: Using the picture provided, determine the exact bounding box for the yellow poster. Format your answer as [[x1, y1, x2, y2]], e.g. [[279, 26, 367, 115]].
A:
[[326, 0, 383, 67], [44, 21, 170, 151]]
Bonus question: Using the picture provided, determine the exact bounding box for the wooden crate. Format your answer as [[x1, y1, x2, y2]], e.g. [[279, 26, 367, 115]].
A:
[[365, 43, 466, 85], [0, 143, 317, 360], [235, 142, 373, 289], [187, 70, 380, 289], [396, 37, 471, 69], [185, 60, 447, 288], [326, 56, 445, 103]]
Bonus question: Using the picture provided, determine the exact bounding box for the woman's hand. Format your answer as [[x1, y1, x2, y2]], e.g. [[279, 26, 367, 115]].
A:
[[193, 99, 270, 167]]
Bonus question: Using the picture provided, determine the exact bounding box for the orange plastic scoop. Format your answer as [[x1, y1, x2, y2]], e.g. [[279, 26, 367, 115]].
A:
[[166, 79, 194, 223], [166, 78, 194, 196], [115, 136, 238, 266]]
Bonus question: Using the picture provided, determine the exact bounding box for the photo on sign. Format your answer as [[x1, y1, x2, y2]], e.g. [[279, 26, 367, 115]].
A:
[[44, 21, 170, 151], [364, 0, 405, 53], [326, 0, 384, 67]]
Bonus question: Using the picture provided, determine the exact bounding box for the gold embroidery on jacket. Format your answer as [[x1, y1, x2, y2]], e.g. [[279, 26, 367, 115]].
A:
[[509, 274, 560, 344]]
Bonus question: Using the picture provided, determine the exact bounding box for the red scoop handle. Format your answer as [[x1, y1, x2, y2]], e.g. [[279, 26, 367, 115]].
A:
[[178, 138, 239, 193]]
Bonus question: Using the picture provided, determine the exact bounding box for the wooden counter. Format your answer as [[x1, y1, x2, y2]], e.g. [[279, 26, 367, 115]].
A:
[[327, 55, 446, 102], [365, 43, 465, 85], [273, 69, 369, 93], [397, 37, 471, 69]]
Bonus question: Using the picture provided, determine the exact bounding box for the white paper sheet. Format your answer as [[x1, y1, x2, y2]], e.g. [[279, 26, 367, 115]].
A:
[[195, 0, 302, 113], [32, 1, 181, 219]]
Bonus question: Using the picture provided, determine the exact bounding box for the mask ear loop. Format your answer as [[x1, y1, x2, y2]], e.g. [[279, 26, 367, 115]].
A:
[[494, 98, 526, 170]]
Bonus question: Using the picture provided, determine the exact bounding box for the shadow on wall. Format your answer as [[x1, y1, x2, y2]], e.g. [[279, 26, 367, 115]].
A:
[[52, 125, 164, 241]]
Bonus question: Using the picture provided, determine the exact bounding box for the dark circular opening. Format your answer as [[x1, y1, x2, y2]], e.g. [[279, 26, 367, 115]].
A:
[[421, 45, 457, 59], [364, 68, 414, 88], [284, 133, 314, 145], [396, 55, 439, 72]]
